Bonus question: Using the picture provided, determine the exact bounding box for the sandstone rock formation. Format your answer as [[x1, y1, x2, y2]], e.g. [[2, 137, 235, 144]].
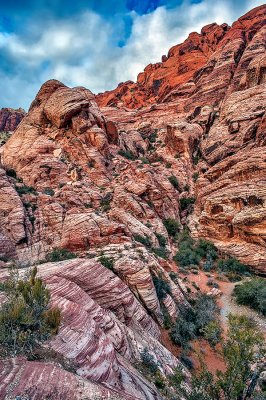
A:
[[0, 107, 25, 132], [0, 4, 265, 399]]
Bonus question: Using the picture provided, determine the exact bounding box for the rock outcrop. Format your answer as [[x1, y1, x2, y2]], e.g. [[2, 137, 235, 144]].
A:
[[0, 4, 265, 399], [0, 108, 25, 132]]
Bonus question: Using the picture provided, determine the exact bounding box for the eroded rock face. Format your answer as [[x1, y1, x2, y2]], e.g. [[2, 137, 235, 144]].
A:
[[0, 108, 25, 132], [0, 4, 265, 399], [96, 5, 266, 111], [0, 259, 188, 399], [0, 358, 123, 400]]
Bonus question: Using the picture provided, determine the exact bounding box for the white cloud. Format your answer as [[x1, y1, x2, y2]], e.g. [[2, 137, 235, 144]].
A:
[[0, 0, 265, 108]]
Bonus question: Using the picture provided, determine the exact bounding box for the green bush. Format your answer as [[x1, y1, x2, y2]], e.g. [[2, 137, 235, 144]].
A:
[[100, 193, 112, 211], [155, 233, 167, 247], [168, 175, 180, 190], [6, 169, 17, 179], [99, 255, 114, 271], [148, 131, 157, 143], [165, 162, 172, 169], [140, 347, 158, 374], [0, 267, 61, 355], [118, 149, 136, 160], [174, 247, 201, 268], [180, 197, 195, 211], [45, 248, 76, 262], [43, 188, 55, 196], [233, 278, 266, 315], [152, 247, 169, 260], [152, 273, 171, 301], [171, 294, 219, 348], [16, 185, 37, 196], [202, 320, 222, 347], [171, 307, 196, 348], [133, 234, 152, 248], [217, 257, 249, 276], [196, 239, 217, 260], [163, 218, 180, 237], [192, 172, 199, 182]]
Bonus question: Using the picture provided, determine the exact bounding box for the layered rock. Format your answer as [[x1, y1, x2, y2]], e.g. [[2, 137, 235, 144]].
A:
[[0, 358, 123, 400], [0, 4, 265, 399], [96, 5, 266, 111], [0, 259, 188, 399], [0, 107, 25, 132]]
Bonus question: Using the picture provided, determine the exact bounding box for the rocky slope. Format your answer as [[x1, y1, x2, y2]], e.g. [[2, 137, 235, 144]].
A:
[[0, 4, 265, 399]]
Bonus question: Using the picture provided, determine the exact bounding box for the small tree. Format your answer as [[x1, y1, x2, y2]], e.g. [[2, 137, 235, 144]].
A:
[[172, 314, 265, 400], [0, 267, 61, 355]]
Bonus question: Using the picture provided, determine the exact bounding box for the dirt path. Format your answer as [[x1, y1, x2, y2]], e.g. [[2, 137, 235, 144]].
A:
[[185, 271, 266, 335], [219, 280, 266, 335]]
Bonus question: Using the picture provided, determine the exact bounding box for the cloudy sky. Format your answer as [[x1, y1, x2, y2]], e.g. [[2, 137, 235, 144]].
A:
[[0, 0, 264, 109]]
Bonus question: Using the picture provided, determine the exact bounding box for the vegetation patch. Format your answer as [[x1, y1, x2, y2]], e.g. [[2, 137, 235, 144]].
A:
[[168, 175, 180, 190], [0, 267, 61, 356], [118, 149, 136, 160], [43, 248, 77, 263], [16, 184, 37, 196], [133, 234, 152, 248], [99, 255, 115, 271], [152, 273, 171, 301], [163, 218, 180, 238], [233, 278, 266, 315]]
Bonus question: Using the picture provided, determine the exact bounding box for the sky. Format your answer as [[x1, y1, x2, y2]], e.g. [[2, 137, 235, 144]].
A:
[[0, 0, 264, 109]]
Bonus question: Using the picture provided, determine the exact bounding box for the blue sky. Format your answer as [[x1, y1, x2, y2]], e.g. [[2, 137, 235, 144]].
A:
[[0, 0, 264, 109]]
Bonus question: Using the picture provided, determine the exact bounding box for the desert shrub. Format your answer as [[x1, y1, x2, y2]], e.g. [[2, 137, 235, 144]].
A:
[[196, 239, 217, 260], [203, 255, 214, 272], [168, 175, 180, 190], [140, 157, 150, 164], [163, 218, 180, 237], [184, 184, 190, 192], [87, 159, 95, 168], [155, 233, 167, 248], [174, 233, 218, 269], [180, 197, 196, 211], [169, 271, 178, 281], [99, 255, 114, 271], [16, 184, 37, 196], [162, 304, 172, 330], [100, 192, 112, 211], [0, 267, 61, 355], [202, 320, 222, 347], [118, 149, 136, 160], [133, 234, 152, 248], [154, 372, 166, 389], [192, 172, 199, 182], [233, 278, 266, 315], [171, 294, 219, 348], [152, 273, 171, 301], [165, 162, 172, 168], [43, 187, 55, 196], [148, 131, 157, 143], [152, 247, 169, 259], [171, 307, 196, 348], [180, 353, 195, 370], [193, 294, 219, 333], [6, 168, 17, 179], [171, 314, 265, 400], [217, 257, 249, 278], [45, 248, 76, 262], [174, 247, 201, 268], [140, 347, 158, 374]]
